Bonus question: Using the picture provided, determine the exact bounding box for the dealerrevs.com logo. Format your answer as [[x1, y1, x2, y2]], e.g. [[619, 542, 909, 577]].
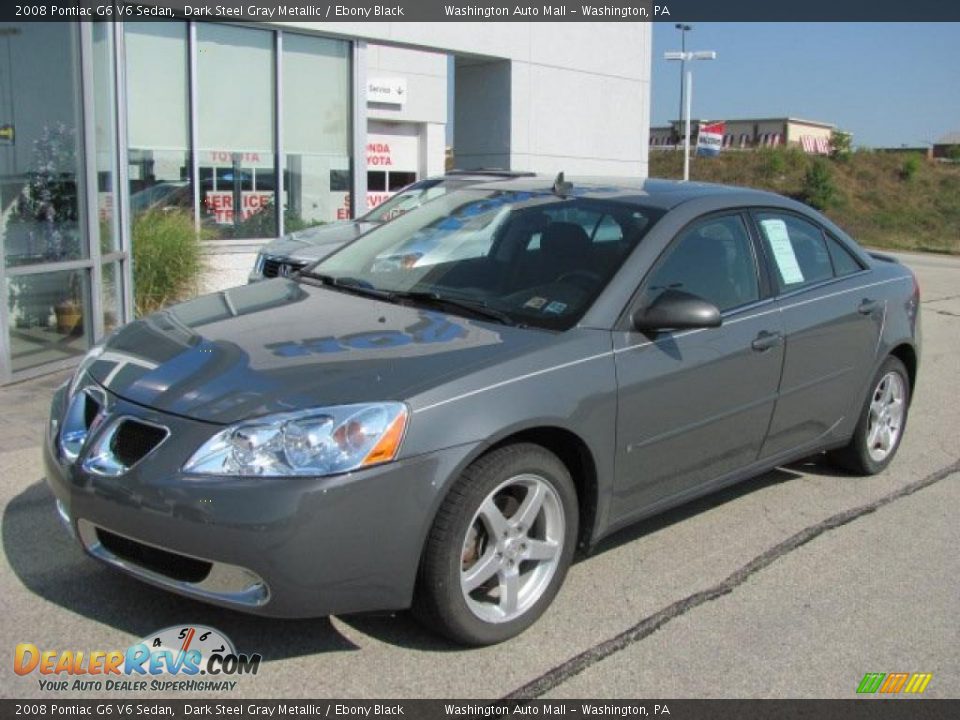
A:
[[15, 625, 261, 693]]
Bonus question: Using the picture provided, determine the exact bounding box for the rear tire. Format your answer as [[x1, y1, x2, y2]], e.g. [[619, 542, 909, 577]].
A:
[[413, 443, 578, 646], [828, 356, 910, 475]]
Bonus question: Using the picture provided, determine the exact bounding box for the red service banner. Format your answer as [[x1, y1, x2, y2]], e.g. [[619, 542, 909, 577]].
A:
[[206, 191, 273, 224]]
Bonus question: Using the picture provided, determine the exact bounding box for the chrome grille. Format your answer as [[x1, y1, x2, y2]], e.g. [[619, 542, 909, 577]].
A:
[[96, 528, 212, 584], [83, 416, 169, 477], [110, 420, 169, 468], [59, 387, 106, 462], [262, 256, 307, 279]]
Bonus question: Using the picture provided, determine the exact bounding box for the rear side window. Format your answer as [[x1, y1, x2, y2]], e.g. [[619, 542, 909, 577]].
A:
[[826, 234, 864, 276], [641, 214, 760, 313], [756, 212, 833, 291]]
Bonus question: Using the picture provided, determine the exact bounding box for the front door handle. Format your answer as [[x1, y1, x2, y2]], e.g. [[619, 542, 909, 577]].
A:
[[751, 330, 782, 352], [858, 298, 881, 315]]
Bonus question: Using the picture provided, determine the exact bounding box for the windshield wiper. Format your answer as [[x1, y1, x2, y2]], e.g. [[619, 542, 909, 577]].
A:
[[297, 271, 398, 302], [392, 291, 517, 326]]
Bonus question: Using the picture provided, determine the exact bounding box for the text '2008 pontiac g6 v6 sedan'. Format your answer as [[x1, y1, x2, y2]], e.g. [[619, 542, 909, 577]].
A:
[[45, 176, 920, 645]]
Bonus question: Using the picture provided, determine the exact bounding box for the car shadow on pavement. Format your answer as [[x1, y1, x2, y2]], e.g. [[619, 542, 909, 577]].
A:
[[3, 480, 363, 659], [587, 465, 805, 557]]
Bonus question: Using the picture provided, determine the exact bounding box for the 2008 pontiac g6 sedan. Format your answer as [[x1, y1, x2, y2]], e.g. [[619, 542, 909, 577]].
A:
[[45, 176, 920, 645]]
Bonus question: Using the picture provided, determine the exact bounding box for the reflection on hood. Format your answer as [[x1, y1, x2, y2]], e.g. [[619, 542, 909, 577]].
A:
[[84, 280, 549, 424]]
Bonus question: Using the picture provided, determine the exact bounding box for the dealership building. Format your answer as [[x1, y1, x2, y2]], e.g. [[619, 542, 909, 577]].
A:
[[650, 117, 837, 153], [0, 21, 651, 383]]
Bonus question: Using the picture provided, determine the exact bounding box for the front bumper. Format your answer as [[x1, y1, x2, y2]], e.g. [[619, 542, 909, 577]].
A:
[[44, 383, 478, 618]]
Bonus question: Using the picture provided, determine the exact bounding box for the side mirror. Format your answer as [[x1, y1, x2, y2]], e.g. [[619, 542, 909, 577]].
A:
[[632, 289, 722, 332]]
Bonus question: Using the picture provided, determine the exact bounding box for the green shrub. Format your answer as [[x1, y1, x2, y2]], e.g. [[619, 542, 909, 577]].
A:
[[899, 155, 922, 182], [760, 148, 787, 176], [801, 159, 837, 210], [132, 209, 205, 316]]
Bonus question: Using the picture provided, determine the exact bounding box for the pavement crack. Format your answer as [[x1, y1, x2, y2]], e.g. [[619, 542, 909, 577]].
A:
[[922, 294, 960, 305], [503, 457, 960, 700]]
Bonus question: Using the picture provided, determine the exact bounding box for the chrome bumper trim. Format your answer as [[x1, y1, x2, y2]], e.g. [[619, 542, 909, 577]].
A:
[[76, 519, 270, 608]]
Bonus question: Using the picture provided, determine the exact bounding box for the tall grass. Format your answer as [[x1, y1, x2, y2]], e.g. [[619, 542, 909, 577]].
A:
[[650, 149, 960, 254], [132, 209, 206, 316]]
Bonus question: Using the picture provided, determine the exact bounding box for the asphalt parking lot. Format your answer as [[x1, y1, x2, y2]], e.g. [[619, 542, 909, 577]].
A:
[[1, 251, 957, 700]]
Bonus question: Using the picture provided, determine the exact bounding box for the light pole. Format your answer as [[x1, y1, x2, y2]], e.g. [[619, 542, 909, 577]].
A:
[[674, 24, 691, 147], [664, 49, 717, 181]]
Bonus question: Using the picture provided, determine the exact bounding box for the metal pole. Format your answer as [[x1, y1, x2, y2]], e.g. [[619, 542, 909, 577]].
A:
[[677, 29, 685, 147], [683, 69, 692, 182]]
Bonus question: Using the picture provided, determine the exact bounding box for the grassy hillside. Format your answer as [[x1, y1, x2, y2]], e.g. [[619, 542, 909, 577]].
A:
[[649, 148, 960, 254]]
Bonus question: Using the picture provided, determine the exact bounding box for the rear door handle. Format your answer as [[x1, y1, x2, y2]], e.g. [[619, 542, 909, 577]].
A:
[[751, 330, 782, 352], [858, 299, 881, 315]]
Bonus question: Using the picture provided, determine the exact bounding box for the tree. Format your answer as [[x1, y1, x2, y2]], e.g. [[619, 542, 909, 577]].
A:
[[829, 130, 853, 160]]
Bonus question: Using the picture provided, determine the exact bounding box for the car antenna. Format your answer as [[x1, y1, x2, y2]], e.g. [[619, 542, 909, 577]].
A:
[[553, 171, 573, 198]]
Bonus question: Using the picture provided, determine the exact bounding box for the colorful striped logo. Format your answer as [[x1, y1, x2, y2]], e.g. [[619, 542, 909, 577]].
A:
[[857, 672, 933, 694]]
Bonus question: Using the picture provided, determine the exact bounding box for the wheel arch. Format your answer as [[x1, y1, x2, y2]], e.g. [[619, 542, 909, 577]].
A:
[[483, 427, 600, 553], [889, 342, 918, 399]]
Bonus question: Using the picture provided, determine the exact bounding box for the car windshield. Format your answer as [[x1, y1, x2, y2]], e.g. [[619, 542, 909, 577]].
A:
[[308, 188, 662, 330], [359, 178, 478, 224]]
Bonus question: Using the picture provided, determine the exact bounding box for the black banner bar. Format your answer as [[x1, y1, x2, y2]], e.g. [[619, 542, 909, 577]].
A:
[[2, 1, 960, 23], [2, 700, 960, 720]]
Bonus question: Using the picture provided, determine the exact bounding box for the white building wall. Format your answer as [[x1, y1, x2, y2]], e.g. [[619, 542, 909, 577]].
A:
[[277, 22, 651, 178], [366, 44, 448, 179]]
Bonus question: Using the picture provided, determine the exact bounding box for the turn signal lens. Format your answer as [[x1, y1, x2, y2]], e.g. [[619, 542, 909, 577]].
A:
[[362, 410, 408, 466]]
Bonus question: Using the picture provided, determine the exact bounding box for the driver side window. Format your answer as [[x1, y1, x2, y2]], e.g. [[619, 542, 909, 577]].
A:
[[642, 214, 760, 313]]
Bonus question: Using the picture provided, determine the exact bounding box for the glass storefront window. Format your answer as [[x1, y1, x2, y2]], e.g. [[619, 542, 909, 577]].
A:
[[7, 268, 91, 373], [1, 21, 353, 381], [1, 23, 85, 268], [197, 24, 276, 239], [125, 22, 193, 229], [282, 34, 350, 227]]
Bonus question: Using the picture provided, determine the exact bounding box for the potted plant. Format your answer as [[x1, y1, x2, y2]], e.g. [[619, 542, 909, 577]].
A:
[[53, 272, 84, 336]]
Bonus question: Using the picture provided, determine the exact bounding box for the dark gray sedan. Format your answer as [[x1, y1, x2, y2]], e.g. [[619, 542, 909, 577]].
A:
[[45, 176, 920, 645]]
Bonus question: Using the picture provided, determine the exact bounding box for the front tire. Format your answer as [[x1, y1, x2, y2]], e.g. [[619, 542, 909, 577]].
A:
[[413, 443, 578, 646], [829, 356, 910, 475]]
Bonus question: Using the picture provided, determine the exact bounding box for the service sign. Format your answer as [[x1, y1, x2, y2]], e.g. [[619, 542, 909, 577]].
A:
[[367, 78, 408, 105]]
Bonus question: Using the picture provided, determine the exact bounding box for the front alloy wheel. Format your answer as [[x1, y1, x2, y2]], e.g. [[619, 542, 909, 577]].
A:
[[414, 443, 578, 645], [460, 473, 565, 624]]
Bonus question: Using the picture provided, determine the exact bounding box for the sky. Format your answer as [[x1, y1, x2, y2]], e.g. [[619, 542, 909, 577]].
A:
[[650, 23, 960, 148]]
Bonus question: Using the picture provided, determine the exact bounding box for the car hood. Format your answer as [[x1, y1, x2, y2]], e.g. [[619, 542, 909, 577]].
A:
[[86, 279, 552, 425], [261, 221, 377, 262]]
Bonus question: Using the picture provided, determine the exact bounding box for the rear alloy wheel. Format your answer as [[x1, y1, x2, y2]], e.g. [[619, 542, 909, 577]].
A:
[[414, 443, 578, 645], [829, 356, 911, 475]]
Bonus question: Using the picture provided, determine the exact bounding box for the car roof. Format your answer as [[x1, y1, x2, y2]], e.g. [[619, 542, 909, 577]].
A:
[[454, 173, 792, 211], [442, 169, 538, 182]]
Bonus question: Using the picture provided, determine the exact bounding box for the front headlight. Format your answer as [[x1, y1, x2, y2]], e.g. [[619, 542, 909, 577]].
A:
[[183, 403, 408, 477]]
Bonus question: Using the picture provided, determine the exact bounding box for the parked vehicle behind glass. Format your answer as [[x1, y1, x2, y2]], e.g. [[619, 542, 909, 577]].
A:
[[249, 170, 535, 282], [46, 176, 920, 645]]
